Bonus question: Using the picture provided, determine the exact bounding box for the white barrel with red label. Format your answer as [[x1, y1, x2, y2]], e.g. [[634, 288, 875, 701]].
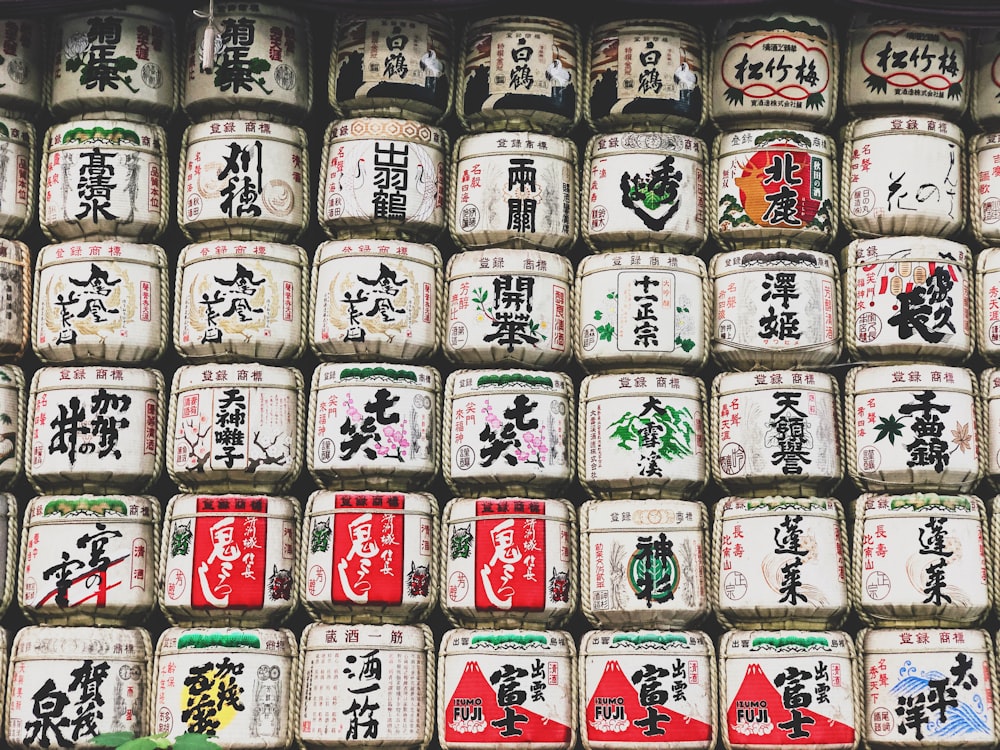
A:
[[26, 365, 164, 494], [457, 15, 581, 135], [7, 625, 148, 748], [0, 238, 30, 362], [972, 28, 1000, 132], [0, 365, 23, 491], [178, 118, 309, 243], [977, 368, 1000, 491], [721, 629, 859, 750], [712, 497, 849, 630], [449, 131, 577, 253], [579, 372, 706, 501], [710, 248, 840, 370], [579, 629, 715, 750], [846, 364, 983, 494], [319, 117, 447, 243], [582, 132, 706, 253], [300, 489, 437, 625], [33, 241, 168, 364], [443, 369, 574, 499], [159, 493, 299, 627], [970, 134, 1000, 248], [711, 370, 842, 498], [310, 239, 441, 364], [860, 627, 996, 749], [575, 251, 708, 374], [841, 116, 965, 240], [329, 12, 453, 125], [445, 248, 573, 369], [0, 18, 43, 117], [0, 114, 34, 240], [174, 240, 307, 364], [712, 129, 837, 252], [587, 19, 705, 135], [852, 492, 990, 628], [19, 494, 157, 626], [438, 628, 576, 750], [709, 13, 838, 131], [151, 627, 296, 749], [440, 497, 576, 630], [41, 118, 169, 243], [297, 622, 435, 750], [49, 5, 176, 120], [166, 363, 303, 494], [977, 250, 1000, 365], [843, 236, 973, 364], [308, 362, 438, 492], [579, 498, 708, 630], [181, 2, 312, 123], [842, 15, 969, 119]]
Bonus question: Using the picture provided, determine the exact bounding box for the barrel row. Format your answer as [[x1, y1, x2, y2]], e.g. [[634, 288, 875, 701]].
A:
[[1, 239, 998, 372], [10, 111, 1000, 253], [0, 488, 998, 632], [0, 361, 999, 499], [0, 623, 991, 750], [5, 7, 1000, 136]]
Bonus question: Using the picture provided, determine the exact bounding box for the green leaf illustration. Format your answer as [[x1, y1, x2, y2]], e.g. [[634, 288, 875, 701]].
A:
[[864, 73, 888, 95], [593, 310, 603, 321], [874, 414, 905, 444], [596, 323, 615, 341], [90, 732, 137, 748], [675, 336, 695, 352]]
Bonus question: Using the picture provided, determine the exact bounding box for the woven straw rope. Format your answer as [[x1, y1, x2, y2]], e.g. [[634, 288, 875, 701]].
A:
[[0, 493, 16, 624]]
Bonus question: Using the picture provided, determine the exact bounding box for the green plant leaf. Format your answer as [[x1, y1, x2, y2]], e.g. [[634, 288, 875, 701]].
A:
[[593, 310, 602, 321], [116, 739, 158, 750], [596, 323, 614, 342], [248, 58, 271, 75], [874, 414, 905, 444], [90, 732, 137, 748], [115, 56, 138, 73], [174, 734, 222, 750]]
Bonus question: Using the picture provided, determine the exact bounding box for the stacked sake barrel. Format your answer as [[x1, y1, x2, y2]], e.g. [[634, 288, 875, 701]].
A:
[[426, 13, 586, 750], [4, 6, 176, 748], [571, 16, 719, 750], [838, 14, 999, 750], [700, 13, 862, 750], [295, 10, 455, 750], [0, 14, 41, 747], [159, 3, 311, 748]]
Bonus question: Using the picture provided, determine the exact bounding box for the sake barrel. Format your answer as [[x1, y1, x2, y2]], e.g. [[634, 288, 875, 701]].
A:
[[329, 12, 453, 124], [33, 241, 168, 364], [456, 14, 582, 135], [586, 19, 706, 134]]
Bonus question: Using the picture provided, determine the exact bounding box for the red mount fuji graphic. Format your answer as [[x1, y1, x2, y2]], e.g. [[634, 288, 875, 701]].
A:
[[586, 660, 713, 744], [727, 663, 854, 745], [444, 661, 571, 744]]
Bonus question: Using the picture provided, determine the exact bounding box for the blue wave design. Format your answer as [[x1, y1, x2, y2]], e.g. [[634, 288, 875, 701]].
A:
[[929, 701, 992, 737], [889, 673, 948, 696]]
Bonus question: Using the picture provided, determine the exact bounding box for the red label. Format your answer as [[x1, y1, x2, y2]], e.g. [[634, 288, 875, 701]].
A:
[[474, 501, 545, 612], [444, 659, 571, 744], [331, 509, 404, 605], [726, 663, 854, 745], [143, 399, 157, 454], [586, 660, 712, 744], [140, 281, 151, 322], [283, 280, 293, 322], [191, 496, 268, 609], [735, 147, 822, 229]]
